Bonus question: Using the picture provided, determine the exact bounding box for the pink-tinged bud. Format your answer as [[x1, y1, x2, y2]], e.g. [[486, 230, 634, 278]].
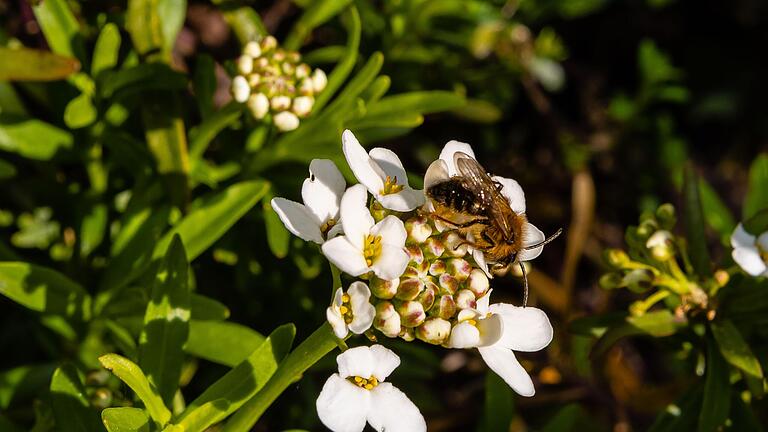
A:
[[442, 232, 468, 257], [447, 258, 471, 281], [416, 317, 452, 345], [396, 278, 423, 301], [370, 276, 399, 300], [434, 295, 457, 320], [374, 302, 401, 338], [260, 35, 277, 52], [455, 289, 476, 309], [295, 63, 311, 79], [422, 237, 445, 259], [428, 260, 446, 276], [406, 245, 424, 264], [396, 301, 426, 327], [399, 326, 415, 342], [406, 216, 432, 244], [438, 273, 459, 295], [467, 268, 490, 296], [417, 284, 437, 311]]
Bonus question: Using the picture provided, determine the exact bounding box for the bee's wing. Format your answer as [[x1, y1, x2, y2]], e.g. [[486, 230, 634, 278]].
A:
[[454, 152, 515, 241]]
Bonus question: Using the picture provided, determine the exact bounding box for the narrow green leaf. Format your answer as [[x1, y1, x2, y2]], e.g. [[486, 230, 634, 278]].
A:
[[313, 7, 360, 112], [169, 399, 230, 432], [284, 0, 354, 50], [364, 91, 465, 119], [360, 75, 390, 105], [184, 321, 264, 367], [0, 364, 56, 409], [189, 102, 241, 159], [126, 0, 165, 59], [98, 354, 172, 426], [323, 51, 383, 117], [0, 262, 91, 320], [102, 407, 151, 432], [157, 0, 187, 54], [0, 114, 73, 160], [711, 319, 763, 379], [210, 0, 266, 44], [743, 154, 768, 220], [479, 370, 514, 432], [139, 235, 191, 406], [92, 23, 122, 76], [698, 177, 735, 243], [193, 54, 217, 119], [699, 342, 731, 432], [190, 294, 230, 321], [349, 112, 423, 129], [743, 208, 768, 235], [64, 93, 97, 129], [626, 310, 681, 337], [264, 195, 289, 259], [0, 47, 80, 81], [49, 365, 102, 432], [683, 165, 712, 277], [177, 324, 295, 431], [452, 98, 503, 124], [79, 203, 107, 257], [0, 82, 27, 116], [31, 0, 86, 62]]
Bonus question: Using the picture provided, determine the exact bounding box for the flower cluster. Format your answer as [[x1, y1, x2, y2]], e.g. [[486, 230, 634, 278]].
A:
[[272, 130, 555, 431], [731, 223, 768, 277], [230, 36, 328, 131]]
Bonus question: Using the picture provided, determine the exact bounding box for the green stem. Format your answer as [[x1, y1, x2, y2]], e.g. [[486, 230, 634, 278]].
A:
[[222, 323, 339, 432]]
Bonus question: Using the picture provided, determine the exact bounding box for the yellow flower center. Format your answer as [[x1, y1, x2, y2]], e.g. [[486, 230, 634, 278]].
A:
[[320, 218, 336, 236], [339, 293, 354, 324], [380, 176, 404, 195], [363, 234, 383, 267], [349, 375, 379, 390]]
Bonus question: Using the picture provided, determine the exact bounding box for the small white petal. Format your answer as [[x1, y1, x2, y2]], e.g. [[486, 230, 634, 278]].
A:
[[517, 222, 546, 262], [369, 345, 400, 381], [302, 159, 345, 223], [327, 221, 345, 239], [447, 322, 481, 348], [488, 304, 553, 352], [424, 159, 450, 189], [371, 216, 407, 247], [270, 198, 323, 243], [492, 176, 526, 214], [757, 232, 768, 252], [733, 247, 768, 276], [274, 111, 300, 131], [348, 282, 375, 334], [477, 313, 504, 347], [477, 346, 535, 397], [327, 306, 349, 339], [476, 289, 493, 314], [322, 237, 370, 276], [367, 383, 426, 432], [471, 248, 491, 278], [337, 346, 375, 379], [372, 244, 409, 280], [342, 130, 385, 194], [316, 374, 370, 432], [332, 287, 344, 307], [369, 147, 408, 184], [439, 140, 476, 176], [377, 188, 426, 212], [731, 223, 756, 249], [339, 185, 375, 250]]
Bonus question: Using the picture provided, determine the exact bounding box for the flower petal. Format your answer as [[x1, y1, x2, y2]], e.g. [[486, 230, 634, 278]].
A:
[[316, 374, 370, 432], [369, 344, 400, 381], [491, 176, 526, 214], [327, 306, 349, 339], [339, 184, 375, 250], [337, 346, 375, 379], [302, 159, 345, 223], [270, 198, 323, 243], [477, 313, 504, 347], [447, 322, 481, 348], [371, 216, 407, 247], [348, 282, 375, 334], [733, 247, 768, 277], [471, 248, 491, 278], [439, 140, 476, 176], [367, 383, 426, 432], [517, 222, 546, 262], [731, 223, 756, 249], [476, 289, 492, 314], [342, 130, 385, 193], [369, 148, 408, 185], [424, 159, 450, 189], [372, 244, 409, 280], [322, 237, 370, 276], [376, 188, 425, 212], [488, 304, 553, 352], [478, 346, 535, 396]]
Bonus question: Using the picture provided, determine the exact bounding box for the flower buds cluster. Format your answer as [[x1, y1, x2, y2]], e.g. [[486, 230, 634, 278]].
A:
[[230, 36, 328, 131]]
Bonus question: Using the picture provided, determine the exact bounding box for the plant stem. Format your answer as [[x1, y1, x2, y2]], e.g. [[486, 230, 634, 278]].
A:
[[222, 323, 339, 432]]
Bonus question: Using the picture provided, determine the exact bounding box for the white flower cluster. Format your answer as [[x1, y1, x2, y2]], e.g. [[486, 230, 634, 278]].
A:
[[731, 223, 768, 277], [230, 36, 327, 131], [272, 130, 555, 432]]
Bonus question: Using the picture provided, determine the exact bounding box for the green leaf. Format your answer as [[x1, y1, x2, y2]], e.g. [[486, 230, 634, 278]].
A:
[[98, 354, 172, 427], [0, 114, 73, 160], [49, 365, 102, 432], [313, 7, 361, 112], [100, 63, 187, 99], [323, 51, 383, 116], [139, 235, 191, 406], [0, 364, 56, 409], [193, 54, 217, 119], [683, 164, 712, 278], [31, 0, 86, 63], [0, 158, 16, 179], [79, 203, 108, 257], [626, 310, 681, 337], [698, 342, 731, 432], [169, 399, 230, 432], [479, 370, 514, 432], [0, 262, 91, 320], [648, 383, 703, 432], [64, 93, 97, 129], [190, 294, 229, 321], [452, 98, 502, 124], [92, 23, 122, 76], [284, 0, 354, 50], [126, 0, 165, 59], [743, 154, 768, 220], [364, 91, 465, 121], [210, 0, 267, 44], [540, 404, 583, 432], [711, 319, 763, 379], [189, 102, 241, 160], [102, 407, 151, 432], [184, 321, 264, 367], [698, 177, 735, 243], [177, 324, 295, 431], [264, 195, 289, 259], [743, 208, 768, 236], [0, 47, 80, 81], [157, 0, 187, 54]]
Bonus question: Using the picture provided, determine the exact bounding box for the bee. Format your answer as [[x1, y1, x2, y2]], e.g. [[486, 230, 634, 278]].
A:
[[423, 151, 562, 305]]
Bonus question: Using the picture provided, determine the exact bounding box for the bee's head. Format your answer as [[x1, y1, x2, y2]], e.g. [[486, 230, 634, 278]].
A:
[[490, 254, 516, 276]]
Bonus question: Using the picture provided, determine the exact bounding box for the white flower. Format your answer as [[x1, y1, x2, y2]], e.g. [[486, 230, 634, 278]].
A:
[[316, 345, 426, 432], [447, 290, 503, 349], [427, 141, 547, 275], [731, 223, 768, 277], [322, 185, 410, 279], [327, 282, 376, 339], [271, 159, 345, 244], [342, 130, 425, 212]]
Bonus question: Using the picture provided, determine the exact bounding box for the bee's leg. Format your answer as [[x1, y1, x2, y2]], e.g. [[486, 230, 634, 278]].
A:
[[430, 213, 485, 229], [519, 262, 529, 307]]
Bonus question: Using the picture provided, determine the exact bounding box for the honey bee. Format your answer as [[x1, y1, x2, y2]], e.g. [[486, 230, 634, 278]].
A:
[[423, 152, 562, 304]]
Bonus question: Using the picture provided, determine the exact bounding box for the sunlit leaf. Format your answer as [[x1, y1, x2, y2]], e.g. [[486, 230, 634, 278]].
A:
[[0, 47, 80, 81], [92, 23, 122, 76], [284, 0, 354, 50], [64, 93, 97, 129], [683, 165, 712, 278], [99, 354, 172, 426], [49, 365, 102, 431], [102, 407, 151, 432], [0, 114, 73, 160], [711, 319, 763, 379], [0, 262, 91, 320], [184, 321, 264, 367], [31, 0, 86, 62]]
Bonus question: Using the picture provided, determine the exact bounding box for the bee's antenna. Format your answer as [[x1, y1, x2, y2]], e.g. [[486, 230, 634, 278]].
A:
[[519, 261, 528, 307], [522, 227, 563, 251]]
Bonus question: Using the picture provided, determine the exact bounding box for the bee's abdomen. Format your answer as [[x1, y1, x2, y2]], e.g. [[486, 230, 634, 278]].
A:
[[427, 179, 485, 215]]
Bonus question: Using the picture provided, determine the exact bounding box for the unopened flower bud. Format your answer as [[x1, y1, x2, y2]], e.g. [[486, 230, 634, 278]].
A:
[[90, 388, 113, 410], [247, 74, 261, 87], [656, 203, 676, 229], [237, 55, 254, 75], [247, 93, 270, 119], [646, 230, 674, 261], [273, 50, 286, 62], [396, 277, 423, 301], [714, 269, 729, 287], [374, 301, 401, 338], [447, 258, 471, 282], [292, 96, 314, 117], [271, 95, 291, 111], [604, 249, 630, 269], [244, 41, 262, 58], [281, 62, 295, 76], [438, 273, 459, 295], [428, 260, 446, 276], [406, 245, 424, 264], [454, 289, 476, 309], [260, 35, 277, 52], [396, 301, 426, 327], [637, 219, 658, 239], [623, 269, 654, 293], [406, 216, 432, 244], [273, 111, 300, 131], [598, 272, 623, 290], [423, 237, 445, 259], [231, 75, 250, 102], [312, 69, 328, 92], [299, 78, 314, 95], [399, 326, 415, 341], [433, 295, 456, 320], [295, 63, 311, 79], [416, 317, 451, 345], [467, 269, 489, 296], [370, 276, 399, 299], [417, 284, 437, 311], [442, 232, 468, 257]]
